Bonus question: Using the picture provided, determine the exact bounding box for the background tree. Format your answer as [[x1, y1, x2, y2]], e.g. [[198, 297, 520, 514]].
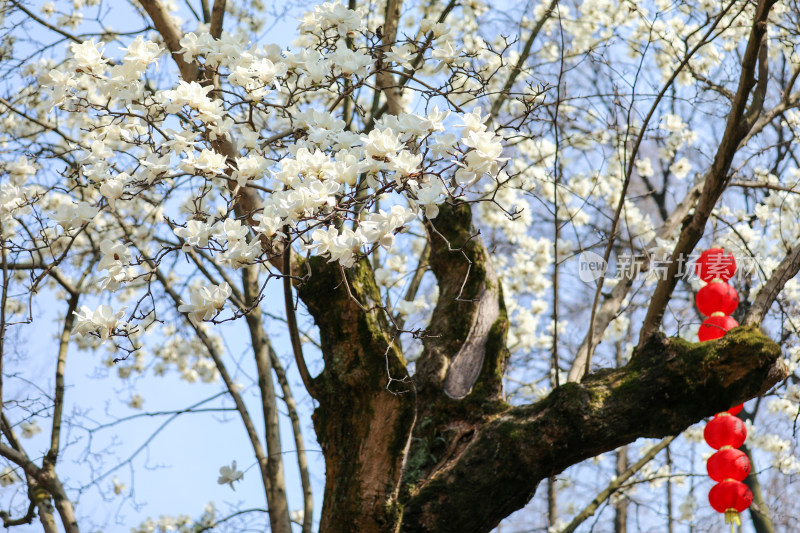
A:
[[0, 0, 799, 532]]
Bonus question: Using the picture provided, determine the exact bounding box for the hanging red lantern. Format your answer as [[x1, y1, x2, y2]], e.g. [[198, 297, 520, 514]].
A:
[[728, 404, 743, 416], [696, 281, 739, 317], [707, 448, 751, 482], [698, 315, 739, 342], [695, 248, 737, 282], [704, 413, 747, 449], [708, 480, 753, 526]]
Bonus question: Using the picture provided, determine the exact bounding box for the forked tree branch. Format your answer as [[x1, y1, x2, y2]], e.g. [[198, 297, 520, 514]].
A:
[[267, 340, 314, 533], [744, 242, 800, 326], [567, 180, 704, 381], [152, 266, 277, 525], [638, 0, 778, 343], [559, 436, 675, 533], [400, 326, 785, 532], [283, 246, 316, 396], [242, 265, 292, 533]]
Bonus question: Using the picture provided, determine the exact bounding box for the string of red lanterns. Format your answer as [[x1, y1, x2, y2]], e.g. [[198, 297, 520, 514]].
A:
[[694, 248, 752, 530], [696, 249, 740, 342]]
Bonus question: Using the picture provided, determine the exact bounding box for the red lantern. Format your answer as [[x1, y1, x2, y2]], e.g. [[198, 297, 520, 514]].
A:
[[704, 414, 747, 449], [728, 404, 743, 416], [707, 448, 751, 481], [708, 480, 752, 525], [696, 282, 739, 317], [695, 248, 737, 282], [698, 315, 738, 342]]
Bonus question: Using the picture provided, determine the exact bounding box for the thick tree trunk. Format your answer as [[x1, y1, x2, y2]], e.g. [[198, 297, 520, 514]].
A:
[[296, 203, 786, 533], [299, 258, 416, 532]]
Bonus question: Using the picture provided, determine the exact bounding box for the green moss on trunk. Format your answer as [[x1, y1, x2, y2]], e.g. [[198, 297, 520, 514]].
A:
[[399, 326, 784, 532], [299, 257, 415, 532]]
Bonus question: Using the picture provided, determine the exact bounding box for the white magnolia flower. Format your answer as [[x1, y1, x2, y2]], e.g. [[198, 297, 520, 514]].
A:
[[217, 461, 243, 490], [98, 239, 132, 276], [212, 218, 248, 244], [174, 220, 212, 251], [0, 467, 20, 487], [635, 158, 654, 178], [362, 129, 402, 159], [416, 178, 445, 219], [178, 282, 232, 323], [128, 394, 144, 410], [360, 205, 416, 251], [390, 151, 422, 177], [431, 40, 462, 68], [99, 174, 127, 205], [70, 39, 107, 73], [669, 157, 692, 179], [456, 130, 505, 186], [112, 476, 126, 495], [182, 149, 228, 175], [160, 81, 223, 122], [328, 41, 372, 76], [459, 107, 489, 135], [304, 226, 365, 267], [40, 2, 56, 17], [51, 201, 99, 230], [20, 420, 42, 439], [6, 156, 36, 185], [72, 305, 127, 342], [121, 36, 163, 70], [233, 155, 268, 186]]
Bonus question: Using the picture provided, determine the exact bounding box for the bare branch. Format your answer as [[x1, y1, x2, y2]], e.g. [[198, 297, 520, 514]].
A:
[[209, 0, 226, 38], [559, 437, 675, 533], [744, 242, 800, 325], [638, 0, 778, 343]]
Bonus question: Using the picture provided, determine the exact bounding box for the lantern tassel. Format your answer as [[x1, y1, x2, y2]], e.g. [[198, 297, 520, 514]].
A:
[[724, 509, 741, 530]]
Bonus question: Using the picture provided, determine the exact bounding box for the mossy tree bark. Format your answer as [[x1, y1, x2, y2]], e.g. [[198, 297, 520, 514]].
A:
[[295, 202, 787, 533], [298, 256, 416, 532]]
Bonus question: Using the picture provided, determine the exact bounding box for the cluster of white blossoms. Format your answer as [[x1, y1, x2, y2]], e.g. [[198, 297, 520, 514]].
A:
[[72, 305, 127, 342], [36, 15, 513, 326], [97, 239, 136, 291], [130, 503, 216, 533], [302, 205, 417, 267], [177, 282, 233, 324], [150, 325, 221, 383], [3, 0, 800, 527], [745, 420, 800, 475]]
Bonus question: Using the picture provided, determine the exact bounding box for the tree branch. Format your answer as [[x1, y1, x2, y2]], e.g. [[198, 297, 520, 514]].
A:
[[567, 180, 704, 381], [416, 202, 506, 401], [297, 256, 415, 531], [267, 340, 314, 533], [638, 0, 778, 343], [400, 326, 785, 532], [559, 437, 675, 533], [45, 292, 80, 466], [209, 0, 226, 38], [741, 443, 776, 533], [283, 246, 315, 396], [137, 0, 199, 81], [242, 266, 292, 533], [743, 241, 800, 325], [375, 0, 404, 116]]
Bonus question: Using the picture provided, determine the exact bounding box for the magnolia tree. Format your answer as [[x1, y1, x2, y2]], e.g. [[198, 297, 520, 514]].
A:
[[1, 0, 800, 531]]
